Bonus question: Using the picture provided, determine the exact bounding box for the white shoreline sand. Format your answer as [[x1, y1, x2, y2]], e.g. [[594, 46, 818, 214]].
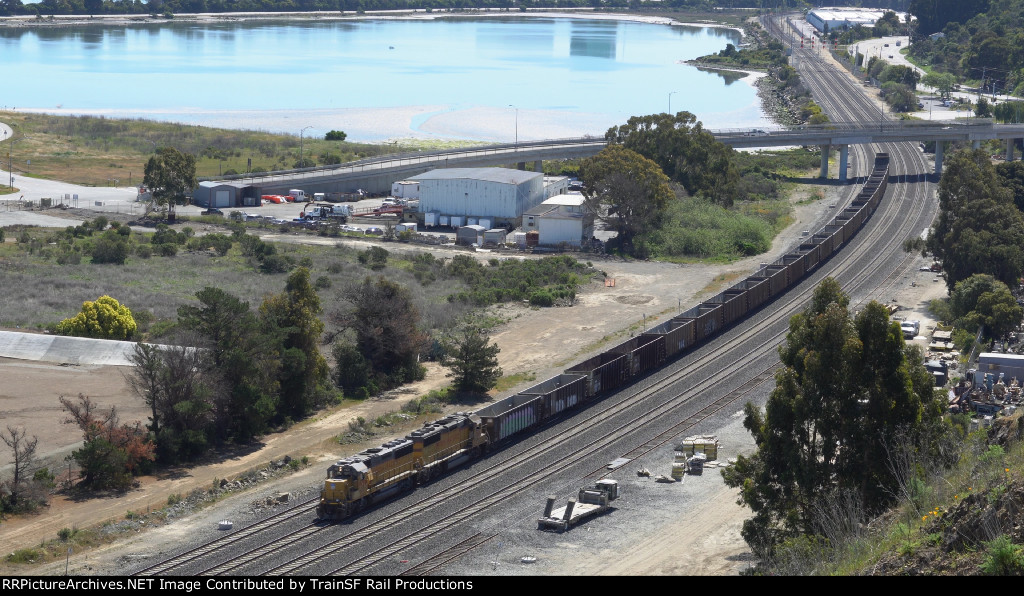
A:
[[4, 9, 754, 143], [0, 9, 743, 33]]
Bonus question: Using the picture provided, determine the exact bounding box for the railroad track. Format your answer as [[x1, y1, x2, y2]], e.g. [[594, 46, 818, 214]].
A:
[[133, 15, 938, 576], [277, 152, 930, 575]]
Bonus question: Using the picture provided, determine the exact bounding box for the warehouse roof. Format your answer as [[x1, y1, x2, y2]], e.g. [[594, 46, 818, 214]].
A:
[[524, 204, 585, 220], [541, 194, 586, 207], [409, 167, 541, 185], [198, 180, 244, 189], [807, 7, 910, 28]]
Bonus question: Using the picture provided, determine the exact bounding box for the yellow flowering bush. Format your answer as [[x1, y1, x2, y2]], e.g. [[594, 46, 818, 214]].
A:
[[55, 296, 137, 340]]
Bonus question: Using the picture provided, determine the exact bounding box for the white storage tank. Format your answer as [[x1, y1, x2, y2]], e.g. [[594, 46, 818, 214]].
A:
[[467, 217, 478, 226], [478, 217, 493, 230], [439, 215, 450, 226], [450, 215, 465, 228], [512, 231, 527, 247], [424, 212, 439, 227]]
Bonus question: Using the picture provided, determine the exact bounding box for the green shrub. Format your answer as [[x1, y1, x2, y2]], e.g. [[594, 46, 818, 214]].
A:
[[982, 535, 1024, 575], [6, 548, 40, 564], [357, 246, 389, 270], [33, 467, 55, 490], [259, 253, 293, 273], [58, 527, 73, 542], [159, 243, 179, 257], [643, 198, 777, 260], [91, 232, 130, 264], [529, 290, 554, 307], [56, 249, 82, 265]]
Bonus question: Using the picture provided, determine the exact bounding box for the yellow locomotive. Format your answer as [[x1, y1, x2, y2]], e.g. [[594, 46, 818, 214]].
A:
[[317, 412, 488, 520]]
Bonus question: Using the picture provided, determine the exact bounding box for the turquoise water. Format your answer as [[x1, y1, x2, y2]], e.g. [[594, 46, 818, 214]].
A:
[[0, 16, 772, 142]]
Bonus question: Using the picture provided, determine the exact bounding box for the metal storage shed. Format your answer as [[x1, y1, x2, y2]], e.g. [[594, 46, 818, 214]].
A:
[[483, 229, 507, 246], [456, 224, 487, 246], [192, 181, 241, 208]]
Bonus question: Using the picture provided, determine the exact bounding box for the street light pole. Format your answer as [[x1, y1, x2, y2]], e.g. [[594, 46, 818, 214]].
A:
[[299, 125, 313, 168], [669, 91, 678, 115], [8, 135, 25, 189], [507, 105, 518, 147]]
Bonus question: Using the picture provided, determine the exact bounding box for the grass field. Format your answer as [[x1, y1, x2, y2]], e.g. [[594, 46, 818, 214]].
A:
[[0, 111, 479, 188], [0, 226, 469, 341]]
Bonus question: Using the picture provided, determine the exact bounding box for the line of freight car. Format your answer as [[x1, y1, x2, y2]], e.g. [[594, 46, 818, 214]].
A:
[[485, 154, 892, 448], [475, 152, 889, 448], [315, 153, 891, 521]]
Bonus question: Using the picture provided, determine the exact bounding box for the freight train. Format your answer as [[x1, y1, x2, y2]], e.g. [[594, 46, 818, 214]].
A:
[[316, 153, 891, 520]]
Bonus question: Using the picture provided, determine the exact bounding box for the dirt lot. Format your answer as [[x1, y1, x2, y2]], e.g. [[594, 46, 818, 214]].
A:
[[0, 181, 942, 576]]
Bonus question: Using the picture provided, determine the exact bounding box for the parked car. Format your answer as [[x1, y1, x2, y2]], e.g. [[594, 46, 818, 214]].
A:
[[202, 208, 223, 216], [364, 226, 383, 236]]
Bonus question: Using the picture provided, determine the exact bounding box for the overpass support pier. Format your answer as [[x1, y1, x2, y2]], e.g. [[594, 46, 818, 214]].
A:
[[1008, 139, 1017, 162], [838, 145, 849, 182], [935, 141, 944, 176], [819, 144, 830, 179]]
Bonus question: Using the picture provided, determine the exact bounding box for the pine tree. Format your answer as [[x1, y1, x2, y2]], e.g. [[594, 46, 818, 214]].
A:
[[440, 327, 502, 396]]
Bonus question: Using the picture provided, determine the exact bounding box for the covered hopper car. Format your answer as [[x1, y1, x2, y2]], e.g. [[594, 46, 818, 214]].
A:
[[317, 153, 891, 520]]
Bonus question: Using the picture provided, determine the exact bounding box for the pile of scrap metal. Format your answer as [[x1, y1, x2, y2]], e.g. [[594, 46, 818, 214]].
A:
[[948, 372, 1022, 419]]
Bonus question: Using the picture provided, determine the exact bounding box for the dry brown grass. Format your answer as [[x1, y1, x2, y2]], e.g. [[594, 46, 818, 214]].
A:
[[0, 110, 425, 188]]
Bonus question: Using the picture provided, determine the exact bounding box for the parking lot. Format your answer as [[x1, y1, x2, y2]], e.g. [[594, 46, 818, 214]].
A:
[[191, 197, 463, 242]]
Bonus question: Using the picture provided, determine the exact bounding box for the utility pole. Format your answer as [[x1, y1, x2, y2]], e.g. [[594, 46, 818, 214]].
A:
[[299, 125, 313, 169], [507, 105, 518, 147]]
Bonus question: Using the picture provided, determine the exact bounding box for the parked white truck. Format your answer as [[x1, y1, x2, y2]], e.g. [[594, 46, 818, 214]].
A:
[[301, 203, 352, 223], [901, 320, 920, 339]]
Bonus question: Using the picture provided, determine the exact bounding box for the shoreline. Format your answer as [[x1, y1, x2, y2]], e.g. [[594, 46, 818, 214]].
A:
[[0, 8, 743, 32]]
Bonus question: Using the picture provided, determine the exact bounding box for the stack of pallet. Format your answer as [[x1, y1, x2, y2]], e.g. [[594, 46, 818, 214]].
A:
[[678, 435, 719, 461], [671, 452, 688, 480]]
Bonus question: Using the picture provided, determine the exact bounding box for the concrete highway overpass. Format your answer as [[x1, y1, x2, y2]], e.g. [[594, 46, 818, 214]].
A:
[[196, 119, 1024, 197]]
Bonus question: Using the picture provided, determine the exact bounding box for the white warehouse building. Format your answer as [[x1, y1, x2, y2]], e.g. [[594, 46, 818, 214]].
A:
[[522, 193, 593, 248], [410, 167, 545, 225], [806, 7, 910, 33]]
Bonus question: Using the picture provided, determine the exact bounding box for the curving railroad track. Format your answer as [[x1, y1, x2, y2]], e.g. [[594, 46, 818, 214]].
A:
[[133, 13, 939, 577]]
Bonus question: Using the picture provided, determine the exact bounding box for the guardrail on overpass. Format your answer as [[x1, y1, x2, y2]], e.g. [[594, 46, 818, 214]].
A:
[[197, 119, 1024, 195]]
